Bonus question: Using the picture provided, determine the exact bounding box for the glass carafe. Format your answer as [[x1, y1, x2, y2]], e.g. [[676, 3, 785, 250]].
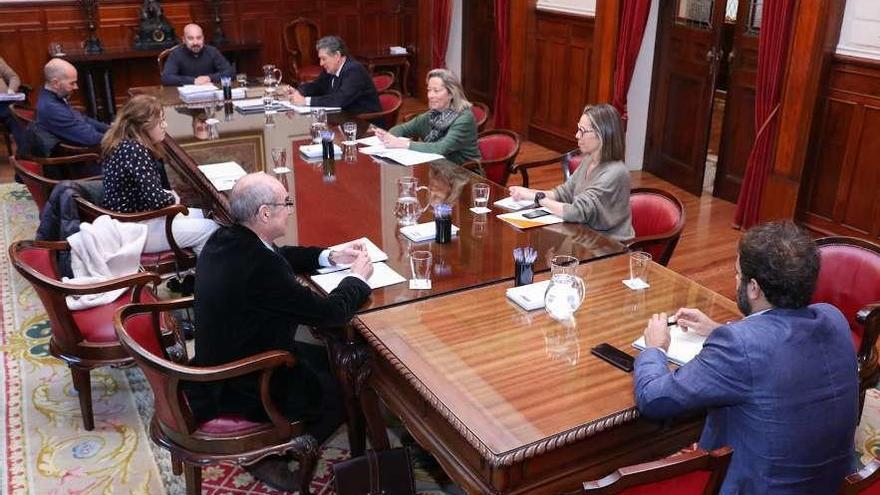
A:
[[262, 64, 282, 88], [544, 255, 586, 321], [394, 176, 430, 226]]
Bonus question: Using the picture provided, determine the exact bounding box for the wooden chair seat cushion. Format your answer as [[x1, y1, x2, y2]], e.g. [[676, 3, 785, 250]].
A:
[[140, 248, 193, 267], [196, 414, 267, 435], [814, 244, 880, 348], [73, 288, 159, 343], [612, 470, 712, 494]]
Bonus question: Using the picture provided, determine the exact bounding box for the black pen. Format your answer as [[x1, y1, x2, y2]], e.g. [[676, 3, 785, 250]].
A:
[[667, 316, 678, 327]]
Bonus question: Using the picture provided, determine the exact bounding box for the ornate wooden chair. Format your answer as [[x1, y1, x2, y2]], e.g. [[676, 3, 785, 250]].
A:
[[115, 298, 319, 495], [11, 102, 98, 159], [511, 148, 582, 187], [462, 129, 521, 186], [11, 154, 101, 212], [813, 236, 880, 415], [9, 240, 163, 431], [371, 70, 395, 92], [582, 447, 733, 494], [628, 188, 686, 266], [282, 17, 322, 83], [74, 197, 197, 278], [357, 89, 403, 129], [157, 44, 182, 75], [840, 458, 880, 495], [471, 101, 490, 132]]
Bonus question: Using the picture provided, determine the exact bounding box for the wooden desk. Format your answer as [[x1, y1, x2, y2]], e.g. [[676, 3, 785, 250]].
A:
[[356, 256, 741, 494], [356, 51, 412, 95]]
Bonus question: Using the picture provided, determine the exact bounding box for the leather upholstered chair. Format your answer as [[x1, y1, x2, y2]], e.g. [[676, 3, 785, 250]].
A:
[[357, 89, 403, 129], [115, 298, 319, 495], [471, 101, 490, 132], [371, 70, 395, 92], [813, 236, 880, 415], [840, 458, 880, 495], [283, 18, 322, 83], [11, 103, 98, 159], [627, 188, 686, 266], [9, 240, 163, 431], [74, 197, 197, 278], [157, 44, 182, 75], [462, 129, 521, 186], [11, 154, 101, 212], [582, 447, 733, 494], [511, 148, 582, 187]]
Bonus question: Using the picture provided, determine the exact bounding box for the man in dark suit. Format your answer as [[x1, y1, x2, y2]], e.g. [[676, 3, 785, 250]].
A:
[[35, 58, 109, 149], [160, 23, 234, 86], [634, 221, 858, 495], [188, 172, 373, 490], [289, 35, 381, 114]]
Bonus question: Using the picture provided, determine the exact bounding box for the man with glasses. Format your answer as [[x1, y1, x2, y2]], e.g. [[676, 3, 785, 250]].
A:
[[186, 172, 373, 490]]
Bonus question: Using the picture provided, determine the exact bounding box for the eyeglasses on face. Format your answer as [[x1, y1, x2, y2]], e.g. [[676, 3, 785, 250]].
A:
[[265, 198, 294, 209], [577, 125, 596, 136]]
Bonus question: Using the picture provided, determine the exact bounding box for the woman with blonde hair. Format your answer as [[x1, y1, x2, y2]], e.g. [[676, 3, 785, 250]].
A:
[[374, 68, 481, 165], [101, 95, 218, 254], [509, 103, 633, 242]]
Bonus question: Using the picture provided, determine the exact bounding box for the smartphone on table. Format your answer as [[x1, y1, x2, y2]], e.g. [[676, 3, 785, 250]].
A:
[[523, 209, 552, 219], [591, 343, 635, 372]]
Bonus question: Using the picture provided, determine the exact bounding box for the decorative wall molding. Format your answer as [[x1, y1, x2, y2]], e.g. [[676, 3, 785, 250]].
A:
[[535, 0, 594, 18]]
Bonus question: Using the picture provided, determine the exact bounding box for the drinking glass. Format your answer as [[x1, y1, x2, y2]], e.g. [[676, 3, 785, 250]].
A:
[[271, 147, 287, 171], [236, 73, 248, 87], [472, 183, 490, 209], [410, 250, 433, 284], [342, 121, 358, 143], [629, 251, 652, 284]]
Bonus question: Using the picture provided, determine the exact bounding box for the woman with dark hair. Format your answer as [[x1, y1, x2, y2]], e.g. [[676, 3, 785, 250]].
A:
[[509, 103, 633, 241], [101, 94, 218, 254], [374, 68, 481, 166]]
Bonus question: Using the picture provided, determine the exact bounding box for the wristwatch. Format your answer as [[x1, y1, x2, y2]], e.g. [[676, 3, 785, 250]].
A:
[[533, 192, 546, 208]]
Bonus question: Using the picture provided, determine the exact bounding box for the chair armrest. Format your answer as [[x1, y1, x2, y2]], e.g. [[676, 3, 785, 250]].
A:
[[31, 152, 101, 167], [856, 303, 880, 326], [57, 143, 100, 156], [461, 160, 483, 175], [856, 303, 880, 363], [77, 198, 189, 223], [26, 268, 161, 296]]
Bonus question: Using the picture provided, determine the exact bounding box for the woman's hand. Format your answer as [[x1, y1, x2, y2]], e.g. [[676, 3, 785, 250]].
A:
[[381, 134, 410, 149], [509, 186, 536, 201]]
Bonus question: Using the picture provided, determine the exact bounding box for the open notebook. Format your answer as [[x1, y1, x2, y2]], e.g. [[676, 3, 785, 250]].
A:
[[632, 325, 708, 366]]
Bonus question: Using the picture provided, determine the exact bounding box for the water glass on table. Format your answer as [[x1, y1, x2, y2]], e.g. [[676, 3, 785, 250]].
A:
[[342, 121, 358, 143], [236, 73, 248, 87], [271, 147, 288, 172], [629, 251, 652, 284], [472, 183, 490, 210], [410, 250, 433, 289]]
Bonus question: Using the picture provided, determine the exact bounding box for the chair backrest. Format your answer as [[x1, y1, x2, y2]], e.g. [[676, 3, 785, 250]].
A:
[[11, 156, 59, 212], [814, 237, 880, 353], [562, 151, 585, 181], [471, 101, 490, 132], [157, 44, 181, 75], [841, 458, 880, 495], [628, 188, 686, 266], [9, 103, 35, 127], [282, 17, 320, 80], [358, 89, 403, 129], [582, 447, 733, 495], [372, 71, 395, 92], [476, 129, 521, 186]]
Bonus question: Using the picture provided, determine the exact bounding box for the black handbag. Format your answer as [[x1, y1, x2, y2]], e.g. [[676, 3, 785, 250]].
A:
[[332, 447, 416, 495]]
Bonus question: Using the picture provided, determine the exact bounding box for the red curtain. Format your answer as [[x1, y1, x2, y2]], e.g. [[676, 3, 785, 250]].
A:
[[432, 0, 453, 69], [734, 0, 796, 229], [493, 0, 511, 128], [611, 0, 652, 123]]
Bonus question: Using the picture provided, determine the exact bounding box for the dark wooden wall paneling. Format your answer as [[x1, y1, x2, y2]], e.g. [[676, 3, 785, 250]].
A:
[[526, 10, 593, 151], [0, 0, 420, 109], [801, 56, 880, 241]]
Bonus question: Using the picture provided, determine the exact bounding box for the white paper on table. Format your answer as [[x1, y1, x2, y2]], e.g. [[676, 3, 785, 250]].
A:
[[369, 148, 445, 166], [496, 208, 564, 229], [315, 237, 389, 274], [470, 207, 491, 214], [633, 325, 707, 366], [399, 222, 460, 243], [233, 98, 295, 112], [505, 280, 551, 311], [197, 161, 247, 191], [310, 262, 406, 292], [356, 135, 383, 146], [291, 105, 342, 114], [0, 92, 26, 102], [494, 196, 535, 211], [622, 278, 650, 290]]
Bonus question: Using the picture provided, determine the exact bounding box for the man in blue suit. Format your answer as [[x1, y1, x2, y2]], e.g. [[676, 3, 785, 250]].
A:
[[634, 221, 858, 495], [36, 58, 109, 149]]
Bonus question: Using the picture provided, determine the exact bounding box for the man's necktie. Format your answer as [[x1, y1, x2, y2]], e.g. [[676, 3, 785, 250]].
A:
[[331, 75, 337, 89]]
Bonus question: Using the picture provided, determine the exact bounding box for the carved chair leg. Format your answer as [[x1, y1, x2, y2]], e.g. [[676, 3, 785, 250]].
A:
[[292, 434, 319, 495], [70, 367, 94, 431], [171, 454, 183, 476], [361, 385, 391, 450], [183, 463, 202, 495]]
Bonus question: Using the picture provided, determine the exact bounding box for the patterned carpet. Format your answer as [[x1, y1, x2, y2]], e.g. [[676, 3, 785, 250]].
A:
[[2, 181, 878, 494]]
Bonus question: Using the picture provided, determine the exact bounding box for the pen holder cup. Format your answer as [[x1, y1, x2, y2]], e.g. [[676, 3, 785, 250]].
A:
[[435, 217, 452, 244], [515, 261, 534, 287]]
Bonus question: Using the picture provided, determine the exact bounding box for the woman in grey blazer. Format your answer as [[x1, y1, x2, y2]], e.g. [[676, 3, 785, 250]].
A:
[[509, 103, 634, 242]]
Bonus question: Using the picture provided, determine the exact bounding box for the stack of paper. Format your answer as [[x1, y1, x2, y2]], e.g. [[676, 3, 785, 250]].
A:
[[291, 105, 341, 114], [506, 280, 551, 311], [362, 147, 445, 166], [400, 222, 460, 242], [178, 85, 246, 103], [0, 92, 26, 102], [232, 98, 296, 113], [494, 196, 534, 211], [356, 136, 383, 146], [315, 237, 388, 274], [310, 262, 406, 292], [300, 143, 342, 159], [497, 208, 564, 229], [197, 161, 247, 191], [632, 325, 707, 366]]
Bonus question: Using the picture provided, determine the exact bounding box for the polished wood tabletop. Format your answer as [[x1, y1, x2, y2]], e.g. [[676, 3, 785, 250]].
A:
[[356, 254, 741, 492]]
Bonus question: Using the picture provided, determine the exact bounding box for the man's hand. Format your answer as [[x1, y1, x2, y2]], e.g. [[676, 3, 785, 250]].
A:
[[509, 186, 536, 201], [194, 76, 212, 85], [675, 308, 721, 336], [330, 242, 367, 265], [350, 251, 373, 280], [644, 312, 671, 352], [289, 89, 306, 106]]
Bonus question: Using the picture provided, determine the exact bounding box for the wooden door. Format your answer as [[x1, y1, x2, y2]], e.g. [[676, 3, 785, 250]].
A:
[[644, 0, 728, 195], [461, 0, 497, 108], [713, 0, 761, 202]]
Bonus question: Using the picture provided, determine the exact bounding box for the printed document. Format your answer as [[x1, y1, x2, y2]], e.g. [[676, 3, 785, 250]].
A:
[[632, 325, 707, 366], [197, 161, 247, 191], [316, 237, 388, 274], [310, 262, 406, 292]]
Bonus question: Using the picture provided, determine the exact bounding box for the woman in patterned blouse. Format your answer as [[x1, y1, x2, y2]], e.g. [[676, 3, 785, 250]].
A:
[[101, 95, 218, 254]]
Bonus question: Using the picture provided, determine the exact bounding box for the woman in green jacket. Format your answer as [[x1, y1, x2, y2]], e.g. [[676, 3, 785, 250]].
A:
[[374, 68, 481, 166]]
